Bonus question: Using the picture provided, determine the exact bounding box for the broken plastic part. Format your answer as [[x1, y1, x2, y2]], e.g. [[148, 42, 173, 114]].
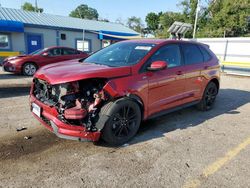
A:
[[88, 93, 102, 112], [103, 81, 118, 98], [16, 127, 27, 132], [64, 107, 87, 120], [64, 100, 87, 120]]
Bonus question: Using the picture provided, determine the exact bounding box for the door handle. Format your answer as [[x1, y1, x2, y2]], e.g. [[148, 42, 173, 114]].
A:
[[176, 71, 183, 75]]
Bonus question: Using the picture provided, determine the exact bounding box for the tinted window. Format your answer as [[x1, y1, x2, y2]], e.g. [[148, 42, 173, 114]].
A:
[[199, 45, 212, 62], [62, 48, 77, 55], [48, 48, 62, 56], [0, 34, 10, 49], [83, 42, 155, 67], [148, 44, 181, 68], [182, 44, 203, 65], [61, 33, 66, 40]]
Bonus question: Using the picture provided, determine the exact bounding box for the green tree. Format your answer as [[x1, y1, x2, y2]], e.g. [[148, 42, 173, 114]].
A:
[[178, 0, 198, 24], [179, 0, 250, 37], [155, 12, 186, 38], [145, 12, 162, 35], [21, 2, 43, 13], [127, 16, 144, 33], [201, 0, 250, 37], [99, 18, 109, 22], [69, 4, 99, 20]]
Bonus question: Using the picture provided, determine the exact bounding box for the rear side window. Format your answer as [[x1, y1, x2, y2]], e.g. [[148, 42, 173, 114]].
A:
[[62, 48, 77, 55], [199, 45, 212, 62], [182, 44, 203, 65], [48, 48, 62, 56]]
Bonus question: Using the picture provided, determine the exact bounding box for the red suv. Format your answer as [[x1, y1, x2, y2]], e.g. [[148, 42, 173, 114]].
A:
[[30, 39, 220, 146], [2, 47, 88, 76]]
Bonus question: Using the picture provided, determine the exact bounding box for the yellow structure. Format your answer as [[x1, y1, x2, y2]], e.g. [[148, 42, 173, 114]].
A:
[[0, 51, 20, 57]]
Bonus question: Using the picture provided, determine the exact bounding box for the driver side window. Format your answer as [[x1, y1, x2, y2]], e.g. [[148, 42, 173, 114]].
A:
[[48, 48, 62, 56], [148, 44, 181, 68]]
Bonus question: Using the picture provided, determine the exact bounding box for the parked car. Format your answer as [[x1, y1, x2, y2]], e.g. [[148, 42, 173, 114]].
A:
[[30, 39, 220, 146], [2, 47, 88, 76]]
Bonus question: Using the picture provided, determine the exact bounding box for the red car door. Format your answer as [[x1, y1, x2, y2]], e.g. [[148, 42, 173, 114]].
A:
[[145, 44, 186, 117], [39, 48, 64, 66], [61, 48, 84, 61], [180, 43, 205, 104]]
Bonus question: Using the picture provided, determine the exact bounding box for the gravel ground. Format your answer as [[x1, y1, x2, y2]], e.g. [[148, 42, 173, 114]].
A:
[[0, 75, 250, 188]]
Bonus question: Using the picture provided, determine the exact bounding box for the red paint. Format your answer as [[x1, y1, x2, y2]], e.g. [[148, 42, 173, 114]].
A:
[[30, 39, 220, 142], [35, 61, 132, 84], [2, 46, 88, 74], [149, 61, 167, 70]]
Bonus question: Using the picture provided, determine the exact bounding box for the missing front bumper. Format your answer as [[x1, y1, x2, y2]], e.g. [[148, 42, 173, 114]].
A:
[[31, 107, 101, 142]]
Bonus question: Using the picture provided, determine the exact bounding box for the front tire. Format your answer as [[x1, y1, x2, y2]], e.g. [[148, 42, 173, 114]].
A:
[[101, 98, 141, 146], [22, 63, 37, 76], [197, 81, 218, 111]]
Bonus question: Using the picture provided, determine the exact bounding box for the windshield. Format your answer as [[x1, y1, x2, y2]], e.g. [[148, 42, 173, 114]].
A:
[[29, 48, 48, 55], [83, 42, 155, 67]]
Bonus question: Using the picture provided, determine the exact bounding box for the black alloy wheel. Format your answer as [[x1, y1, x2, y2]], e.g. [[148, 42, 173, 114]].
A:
[[111, 105, 137, 138], [197, 81, 218, 111], [100, 99, 141, 146]]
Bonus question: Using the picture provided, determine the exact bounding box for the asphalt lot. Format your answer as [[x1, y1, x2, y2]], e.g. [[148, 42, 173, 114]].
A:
[[0, 69, 32, 88], [0, 75, 250, 188]]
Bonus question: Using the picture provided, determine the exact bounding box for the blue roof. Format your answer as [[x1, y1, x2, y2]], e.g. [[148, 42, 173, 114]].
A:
[[0, 7, 139, 35], [0, 20, 24, 32]]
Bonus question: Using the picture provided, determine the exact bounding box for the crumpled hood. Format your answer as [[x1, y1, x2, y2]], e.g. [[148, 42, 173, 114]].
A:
[[34, 60, 132, 85]]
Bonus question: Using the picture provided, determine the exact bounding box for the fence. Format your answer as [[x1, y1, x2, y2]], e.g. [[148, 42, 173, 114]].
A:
[[194, 37, 250, 75]]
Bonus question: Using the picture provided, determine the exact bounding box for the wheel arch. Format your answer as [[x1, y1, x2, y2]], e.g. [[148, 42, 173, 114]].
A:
[[126, 94, 144, 119], [95, 95, 144, 131], [209, 77, 220, 91]]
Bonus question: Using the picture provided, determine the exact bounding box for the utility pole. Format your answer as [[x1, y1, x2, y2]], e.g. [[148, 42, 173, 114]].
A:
[[193, 0, 200, 39], [82, 29, 85, 52], [35, 0, 38, 12]]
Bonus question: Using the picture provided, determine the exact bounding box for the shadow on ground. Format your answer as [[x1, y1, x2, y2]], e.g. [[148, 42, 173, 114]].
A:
[[131, 88, 250, 145], [0, 88, 249, 155], [0, 129, 61, 160], [0, 87, 30, 99], [0, 71, 30, 80]]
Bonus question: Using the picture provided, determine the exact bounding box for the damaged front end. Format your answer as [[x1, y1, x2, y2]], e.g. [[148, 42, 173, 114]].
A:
[[30, 78, 111, 142]]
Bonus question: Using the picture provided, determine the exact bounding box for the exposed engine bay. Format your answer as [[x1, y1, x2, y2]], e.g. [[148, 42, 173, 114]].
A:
[[33, 78, 109, 132]]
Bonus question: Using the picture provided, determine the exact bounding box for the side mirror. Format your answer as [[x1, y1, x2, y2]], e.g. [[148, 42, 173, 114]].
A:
[[42, 52, 49, 57], [147, 61, 167, 71]]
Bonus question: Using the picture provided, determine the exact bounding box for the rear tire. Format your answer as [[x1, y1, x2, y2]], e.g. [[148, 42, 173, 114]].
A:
[[197, 81, 218, 111], [100, 98, 141, 146], [22, 63, 37, 76]]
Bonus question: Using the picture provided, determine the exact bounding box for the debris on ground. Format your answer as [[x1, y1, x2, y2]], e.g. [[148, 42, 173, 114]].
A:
[[16, 127, 27, 132], [24, 136, 32, 140], [122, 143, 129, 147], [185, 163, 190, 168]]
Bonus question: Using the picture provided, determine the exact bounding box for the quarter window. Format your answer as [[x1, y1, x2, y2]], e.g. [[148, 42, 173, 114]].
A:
[[199, 45, 212, 62], [148, 44, 181, 68], [182, 44, 203, 65], [0, 34, 10, 49]]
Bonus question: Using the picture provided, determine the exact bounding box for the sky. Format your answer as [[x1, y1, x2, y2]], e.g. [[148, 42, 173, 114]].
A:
[[0, 0, 180, 23]]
